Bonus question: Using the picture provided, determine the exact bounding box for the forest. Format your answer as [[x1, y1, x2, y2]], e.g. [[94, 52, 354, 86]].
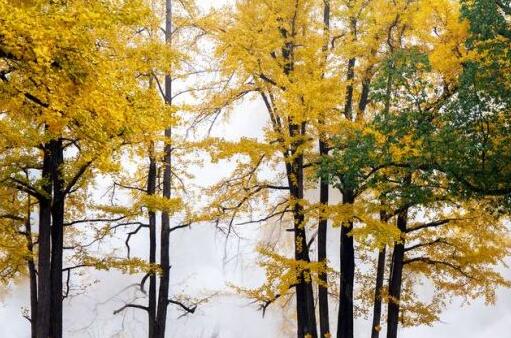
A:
[[0, 0, 510, 337]]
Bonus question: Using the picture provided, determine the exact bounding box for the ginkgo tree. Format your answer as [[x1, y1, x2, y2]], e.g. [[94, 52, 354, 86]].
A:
[[0, 0, 176, 337], [200, 1, 349, 337], [321, 1, 511, 338]]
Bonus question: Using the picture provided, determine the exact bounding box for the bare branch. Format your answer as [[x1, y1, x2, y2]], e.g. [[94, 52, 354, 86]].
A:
[[169, 222, 192, 233], [167, 299, 197, 315], [63, 160, 93, 195], [113, 303, 148, 315]]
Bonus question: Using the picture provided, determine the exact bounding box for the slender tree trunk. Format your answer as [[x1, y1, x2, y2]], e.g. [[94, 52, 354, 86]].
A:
[[337, 189, 355, 338], [318, 2, 331, 336], [154, 1, 172, 337], [276, 6, 317, 337], [155, 126, 171, 338], [24, 196, 38, 338], [357, 79, 370, 121], [317, 148, 329, 338], [338, 46, 357, 338], [386, 209, 408, 338], [370, 210, 388, 338], [147, 154, 157, 338], [50, 139, 65, 338], [343, 58, 356, 121], [370, 246, 386, 338], [36, 145, 52, 338], [286, 141, 318, 338]]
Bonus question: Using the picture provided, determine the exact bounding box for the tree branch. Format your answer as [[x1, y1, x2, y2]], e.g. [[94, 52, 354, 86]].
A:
[[113, 303, 149, 315]]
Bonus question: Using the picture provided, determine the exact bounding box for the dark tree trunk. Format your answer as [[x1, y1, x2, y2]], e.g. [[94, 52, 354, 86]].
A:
[[337, 189, 355, 338], [275, 6, 317, 337], [147, 155, 157, 338], [286, 141, 318, 338], [370, 246, 386, 338], [155, 131, 171, 338], [357, 79, 370, 121], [317, 146, 330, 338], [24, 198, 38, 338], [343, 58, 356, 121], [337, 52, 357, 338], [318, 1, 331, 337], [36, 145, 52, 338], [371, 210, 388, 338], [50, 139, 65, 338], [154, 2, 172, 336], [386, 210, 408, 338]]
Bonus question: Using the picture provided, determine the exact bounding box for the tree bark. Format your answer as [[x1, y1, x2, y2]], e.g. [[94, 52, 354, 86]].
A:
[[36, 144, 52, 338], [386, 209, 408, 338], [155, 128, 172, 338], [370, 210, 388, 338], [50, 138, 65, 338], [286, 137, 318, 338], [338, 41, 357, 337], [317, 147, 330, 338], [337, 189, 355, 338], [24, 197, 38, 338], [370, 246, 386, 338], [147, 154, 157, 338], [318, 1, 331, 337], [154, 1, 172, 336]]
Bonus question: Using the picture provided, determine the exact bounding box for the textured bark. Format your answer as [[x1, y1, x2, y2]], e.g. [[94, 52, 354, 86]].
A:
[[357, 79, 370, 120], [276, 5, 317, 336], [154, 2, 172, 336], [317, 150, 330, 338], [386, 210, 408, 338], [318, 1, 331, 337], [338, 41, 357, 337], [155, 132, 172, 338], [24, 198, 38, 338], [286, 140, 318, 338], [50, 139, 65, 338], [343, 58, 356, 121], [36, 145, 52, 338], [147, 155, 157, 338], [370, 246, 386, 338], [337, 189, 355, 338], [371, 211, 388, 338]]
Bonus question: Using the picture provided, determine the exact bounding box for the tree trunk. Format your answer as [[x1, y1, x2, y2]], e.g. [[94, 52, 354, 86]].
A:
[[370, 246, 386, 338], [286, 142, 318, 338], [337, 189, 355, 338], [36, 145, 52, 338], [318, 1, 331, 336], [371, 210, 388, 338], [386, 210, 408, 338], [154, 2, 172, 336], [24, 197, 38, 338], [317, 149, 329, 338], [337, 49, 357, 338], [155, 132, 172, 338], [50, 138, 65, 338], [343, 58, 356, 121], [147, 155, 157, 338]]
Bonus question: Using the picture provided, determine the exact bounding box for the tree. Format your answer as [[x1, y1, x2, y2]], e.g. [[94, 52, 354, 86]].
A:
[[203, 1, 345, 336], [0, 1, 173, 336], [319, 0, 511, 337]]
